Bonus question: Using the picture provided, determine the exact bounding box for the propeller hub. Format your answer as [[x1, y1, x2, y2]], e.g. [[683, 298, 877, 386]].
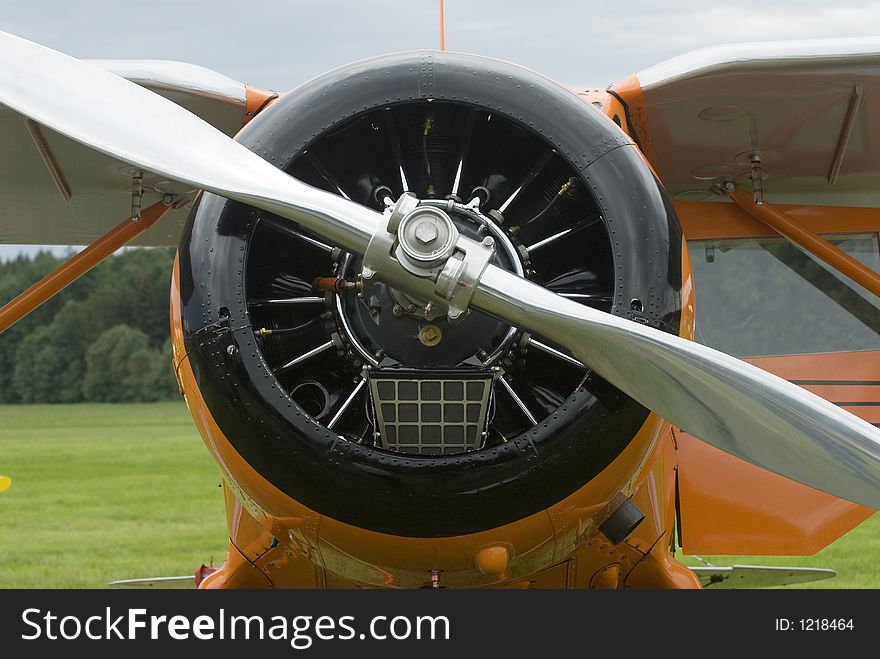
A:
[[362, 193, 498, 325], [397, 206, 457, 266]]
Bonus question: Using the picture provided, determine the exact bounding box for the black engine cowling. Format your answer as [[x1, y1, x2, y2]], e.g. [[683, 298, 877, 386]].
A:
[[176, 51, 683, 537]]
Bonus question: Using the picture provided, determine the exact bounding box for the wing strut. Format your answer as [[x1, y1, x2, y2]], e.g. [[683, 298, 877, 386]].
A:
[[727, 187, 880, 298], [24, 118, 72, 201], [0, 199, 176, 333]]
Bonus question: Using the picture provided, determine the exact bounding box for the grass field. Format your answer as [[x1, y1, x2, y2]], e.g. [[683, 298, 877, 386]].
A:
[[1, 401, 877, 588], [0, 402, 227, 588]]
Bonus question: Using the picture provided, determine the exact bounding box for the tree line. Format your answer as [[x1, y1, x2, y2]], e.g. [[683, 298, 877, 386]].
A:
[[0, 248, 179, 404]]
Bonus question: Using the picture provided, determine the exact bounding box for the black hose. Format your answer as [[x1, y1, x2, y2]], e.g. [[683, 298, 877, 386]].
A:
[[422, 114, 435, 196], [518, 177, 578, 229]]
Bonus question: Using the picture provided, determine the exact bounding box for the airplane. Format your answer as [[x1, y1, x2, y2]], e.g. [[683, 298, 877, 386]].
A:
[[0, 28, 878, 589]]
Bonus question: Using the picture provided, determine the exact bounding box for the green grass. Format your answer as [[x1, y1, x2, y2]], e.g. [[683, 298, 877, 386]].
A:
[[0, 402, 877, 588], [0, 402, 227, 588]]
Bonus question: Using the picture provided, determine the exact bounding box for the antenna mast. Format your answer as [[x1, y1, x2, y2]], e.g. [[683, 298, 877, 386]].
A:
[[439, 0, 446, 50]]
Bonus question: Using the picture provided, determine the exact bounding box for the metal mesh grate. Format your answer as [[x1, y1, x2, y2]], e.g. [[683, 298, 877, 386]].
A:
[[369, 371, 493, 455]]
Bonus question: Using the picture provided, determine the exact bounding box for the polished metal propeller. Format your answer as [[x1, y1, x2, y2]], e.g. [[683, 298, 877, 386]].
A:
[[474, 267, 880, 508], [0, 32, 378, 254], [2, 30, 879, 508]]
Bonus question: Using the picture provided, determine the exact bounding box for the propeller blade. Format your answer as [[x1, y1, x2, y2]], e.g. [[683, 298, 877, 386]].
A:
[[0, 31, 379, 254], [3, 31, 879, 507], [473, 265, 880, 508]]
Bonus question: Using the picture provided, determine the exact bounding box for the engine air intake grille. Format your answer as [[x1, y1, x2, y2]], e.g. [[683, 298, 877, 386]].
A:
[[368, 370, 492, 455]]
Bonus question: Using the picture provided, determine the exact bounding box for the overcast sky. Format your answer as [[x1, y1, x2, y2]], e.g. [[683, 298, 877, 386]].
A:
[[3, 0, 880, 259]]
